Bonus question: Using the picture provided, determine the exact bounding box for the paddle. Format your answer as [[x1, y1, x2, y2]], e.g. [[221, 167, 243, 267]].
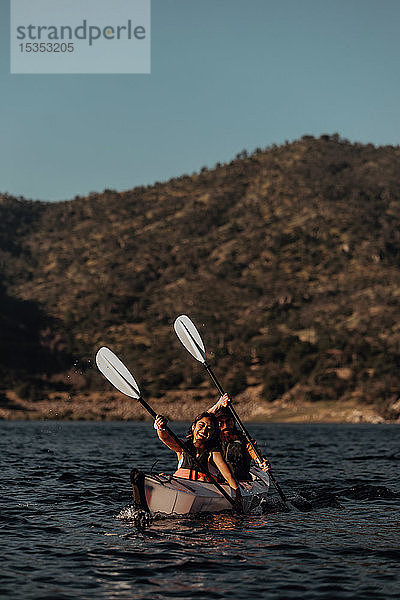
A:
[[174, 315, 311, 511], [95, 346, 237, 509]]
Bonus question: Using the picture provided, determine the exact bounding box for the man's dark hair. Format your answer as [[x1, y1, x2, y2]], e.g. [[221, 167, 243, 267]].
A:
[[214, 407, 236, 425]]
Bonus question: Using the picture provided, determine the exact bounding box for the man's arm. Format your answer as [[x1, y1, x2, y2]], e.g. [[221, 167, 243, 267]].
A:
[[246, 440, 271, 472]]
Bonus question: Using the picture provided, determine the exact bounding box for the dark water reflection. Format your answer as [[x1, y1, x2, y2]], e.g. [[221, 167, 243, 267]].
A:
[[1, 421, 399, 599]]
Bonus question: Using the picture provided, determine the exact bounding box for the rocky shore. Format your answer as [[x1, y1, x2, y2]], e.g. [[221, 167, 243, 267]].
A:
[[1, 386, 397, 424]]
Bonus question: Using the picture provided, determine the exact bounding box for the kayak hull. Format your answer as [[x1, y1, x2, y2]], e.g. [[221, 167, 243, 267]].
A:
[[131, 467, 270, 516]]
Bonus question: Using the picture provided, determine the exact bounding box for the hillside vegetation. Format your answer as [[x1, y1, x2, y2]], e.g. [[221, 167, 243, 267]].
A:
[[1, 135, 400, 421]]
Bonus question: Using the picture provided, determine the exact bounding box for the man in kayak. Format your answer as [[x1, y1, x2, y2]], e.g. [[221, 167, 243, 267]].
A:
[[154, 411, 240, 494], [208, 394, 270, 482]]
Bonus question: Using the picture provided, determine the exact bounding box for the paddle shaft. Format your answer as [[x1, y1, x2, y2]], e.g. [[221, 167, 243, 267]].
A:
[[204, 361, 289, 504]]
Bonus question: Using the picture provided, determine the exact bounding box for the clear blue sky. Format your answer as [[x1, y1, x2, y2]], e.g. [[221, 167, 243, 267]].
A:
[[1, 0, 400, 201]]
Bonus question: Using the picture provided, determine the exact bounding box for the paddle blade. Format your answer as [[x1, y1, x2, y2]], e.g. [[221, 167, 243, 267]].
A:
[[174, 315, 206, 363], [96, 347, 141, 399]]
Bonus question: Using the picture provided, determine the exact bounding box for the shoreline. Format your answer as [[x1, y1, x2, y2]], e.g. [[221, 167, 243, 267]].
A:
[[1, 388, 398, 424]]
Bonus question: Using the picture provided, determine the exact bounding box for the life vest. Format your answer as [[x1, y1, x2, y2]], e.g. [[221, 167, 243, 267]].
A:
[[174, 448, 217, 483], [221, 434, 251, 481]]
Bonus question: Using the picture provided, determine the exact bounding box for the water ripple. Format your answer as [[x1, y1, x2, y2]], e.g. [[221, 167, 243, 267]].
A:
[[1, 421, 399, 600]]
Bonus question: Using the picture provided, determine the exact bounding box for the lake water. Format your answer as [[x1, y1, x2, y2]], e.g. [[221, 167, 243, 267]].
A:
[[1, 421, 399, 599]]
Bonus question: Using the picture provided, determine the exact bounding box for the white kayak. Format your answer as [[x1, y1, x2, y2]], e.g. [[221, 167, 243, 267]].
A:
[[130, 466, 270, 516]]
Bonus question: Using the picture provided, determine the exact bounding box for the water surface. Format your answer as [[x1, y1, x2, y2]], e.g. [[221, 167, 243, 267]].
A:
[[1, 421, 399, 599]]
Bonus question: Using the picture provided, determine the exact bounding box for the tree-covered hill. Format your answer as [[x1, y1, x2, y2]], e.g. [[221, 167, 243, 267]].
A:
[[1, 134, 400, 420]]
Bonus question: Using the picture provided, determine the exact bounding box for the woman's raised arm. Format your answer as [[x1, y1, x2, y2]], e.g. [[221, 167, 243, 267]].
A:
[[154, 415, 182, 453]]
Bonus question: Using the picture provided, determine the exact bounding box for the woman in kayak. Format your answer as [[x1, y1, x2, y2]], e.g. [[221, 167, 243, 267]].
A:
[[154, 411, 239, 491], [208, 394, 270, 482]]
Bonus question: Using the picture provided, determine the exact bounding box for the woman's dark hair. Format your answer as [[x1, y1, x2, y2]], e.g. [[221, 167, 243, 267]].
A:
[[186, 411, 219, 448]]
